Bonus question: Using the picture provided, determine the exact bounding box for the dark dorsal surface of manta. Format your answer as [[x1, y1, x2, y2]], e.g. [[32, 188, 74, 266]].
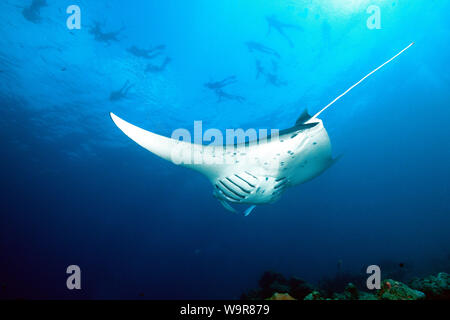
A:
[[110, 43, 414, 216]]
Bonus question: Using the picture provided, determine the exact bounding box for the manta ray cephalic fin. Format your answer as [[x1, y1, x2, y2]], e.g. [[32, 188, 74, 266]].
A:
[[219, 199, 238, 213], [244, 205, 257, 217], [219, 199, 257, 217]]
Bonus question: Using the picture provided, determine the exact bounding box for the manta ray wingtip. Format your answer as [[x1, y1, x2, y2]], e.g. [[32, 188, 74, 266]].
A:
[[110, 112, 119, 122], [110, 112, 128, 130], [329, 154, 343, 168]]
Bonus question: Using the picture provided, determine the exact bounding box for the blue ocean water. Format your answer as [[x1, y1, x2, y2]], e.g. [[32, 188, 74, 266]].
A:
[[0, 0, 449, 299]]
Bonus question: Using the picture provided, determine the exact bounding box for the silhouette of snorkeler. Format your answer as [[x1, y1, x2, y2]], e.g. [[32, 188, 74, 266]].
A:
[[204, 76, 237, 90], [265, 72, 287, 87], [89, 21, 124, 45], [266, 14, 302, 48], [110, 80, 133, 102], [214, 88, 245, 103], [204, 76, 245, 103], [245, 41, 280, 59], [255, 60, 265, 79], [254, 59, 287, 87], [145, 57, 171, 73], [127, 45, 166, 60], [22, 0, 47, 23]]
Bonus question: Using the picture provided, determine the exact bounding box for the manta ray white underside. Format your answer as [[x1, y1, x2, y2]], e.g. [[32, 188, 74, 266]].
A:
[[110, 43, 414, 216]]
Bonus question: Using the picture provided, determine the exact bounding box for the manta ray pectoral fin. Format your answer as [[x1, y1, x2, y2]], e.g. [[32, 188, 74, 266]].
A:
[[329, 154, 343, 169], [297, 122, 319, 130], [244, 205, 257, 217], [280, 121, 319, 136], [110, 112, 197, 164]]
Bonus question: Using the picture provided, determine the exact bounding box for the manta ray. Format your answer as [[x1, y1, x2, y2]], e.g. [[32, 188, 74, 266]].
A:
[[110, 43, 414, 216]]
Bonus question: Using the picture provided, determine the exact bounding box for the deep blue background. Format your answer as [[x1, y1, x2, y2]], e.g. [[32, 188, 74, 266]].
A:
[[0, 0, 449, 299]]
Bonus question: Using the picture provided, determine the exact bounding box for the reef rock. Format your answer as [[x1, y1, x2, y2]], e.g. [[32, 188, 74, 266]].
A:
[[332, 283, 359, 300], [377, 279, 425, 300], [242, 270, 450, 301], [304, 291, 324, 300], [409, 272, 450, 300], [258, 271, 289, 298], [266, 293, 296, 300], [288, 277, 314, 300], [246, 271, 314, 300], [240, 289, 263, 300], [344, 282, 359, 299], [358, 292, 378, 300]]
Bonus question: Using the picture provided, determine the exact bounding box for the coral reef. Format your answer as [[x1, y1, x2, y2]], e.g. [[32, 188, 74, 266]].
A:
[[242, 270, 450, 300], [377, 279, 425, 300], [304, 291, 324, 300], [409, 272, 450, 300], [266, 293, 296, 300], [318, 271, 366, 296], [288, 277, 315, 299], [303, 280, 425, 301], [332, 283, 360, 300], [240, 271, 314, 300], [306, 283, 378, 300]]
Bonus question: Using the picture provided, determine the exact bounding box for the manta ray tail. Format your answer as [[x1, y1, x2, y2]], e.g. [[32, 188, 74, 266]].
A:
[[310, 42, 414, 121]]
